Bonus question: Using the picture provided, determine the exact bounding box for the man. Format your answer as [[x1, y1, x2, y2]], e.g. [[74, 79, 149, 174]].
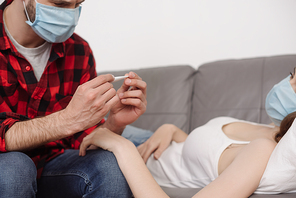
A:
[[0, 0, 147, 197]]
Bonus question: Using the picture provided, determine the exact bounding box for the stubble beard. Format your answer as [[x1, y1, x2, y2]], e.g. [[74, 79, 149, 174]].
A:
[[25, 0, 36, 22]]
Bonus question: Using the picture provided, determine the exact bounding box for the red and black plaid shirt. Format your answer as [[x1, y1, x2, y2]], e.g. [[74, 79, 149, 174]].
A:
[[0, 0, 103, 177]]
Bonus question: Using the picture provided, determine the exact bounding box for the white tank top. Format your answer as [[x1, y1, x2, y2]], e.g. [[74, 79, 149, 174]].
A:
[[146, 117, 273, 189]]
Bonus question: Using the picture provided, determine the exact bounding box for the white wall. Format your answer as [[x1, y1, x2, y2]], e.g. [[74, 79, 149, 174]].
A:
[[3, 0, 296, 73], [75, 0, 296, 73]]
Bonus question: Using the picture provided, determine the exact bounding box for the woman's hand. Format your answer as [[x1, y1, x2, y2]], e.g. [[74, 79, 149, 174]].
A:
[[79, 127, 132, 157], [137, 124, 176, 163]]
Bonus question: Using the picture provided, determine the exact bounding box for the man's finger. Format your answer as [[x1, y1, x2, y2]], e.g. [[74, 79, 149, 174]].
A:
[[85, 74, 115, 89]]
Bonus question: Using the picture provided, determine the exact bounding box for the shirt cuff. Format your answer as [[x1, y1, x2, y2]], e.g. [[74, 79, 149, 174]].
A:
[[0, 112, 29, 152]]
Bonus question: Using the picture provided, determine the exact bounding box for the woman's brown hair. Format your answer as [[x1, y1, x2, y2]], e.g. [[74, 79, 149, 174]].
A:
[[275, 111, 296, 142]]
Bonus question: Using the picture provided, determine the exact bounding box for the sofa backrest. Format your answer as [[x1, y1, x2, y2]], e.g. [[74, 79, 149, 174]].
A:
[[190, 55, 296, 131], [99, 54, 296, 134], [99, 65, 195, 133]]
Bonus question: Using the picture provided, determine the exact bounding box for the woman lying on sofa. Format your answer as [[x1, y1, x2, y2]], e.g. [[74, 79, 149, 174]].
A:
[[79, 73, 296, 198]]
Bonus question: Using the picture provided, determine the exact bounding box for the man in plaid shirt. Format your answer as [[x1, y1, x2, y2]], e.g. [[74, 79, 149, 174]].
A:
[[0, 0, 147, 197]]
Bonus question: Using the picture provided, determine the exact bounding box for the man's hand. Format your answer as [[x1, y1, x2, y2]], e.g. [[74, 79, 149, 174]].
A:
[[61, 74, 119, 135], [5, 74, 119, 151], [103, 72, 147, 134]]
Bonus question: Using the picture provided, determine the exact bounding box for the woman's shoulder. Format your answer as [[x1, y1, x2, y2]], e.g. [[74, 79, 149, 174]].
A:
[[205, 116, 239, 125], [249, 138, 277, 154]]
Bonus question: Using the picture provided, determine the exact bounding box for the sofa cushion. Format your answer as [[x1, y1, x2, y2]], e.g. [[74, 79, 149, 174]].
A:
[[98, 65, 195, 133], [161, 186, 296, 198], [190, 55, 296, 131]]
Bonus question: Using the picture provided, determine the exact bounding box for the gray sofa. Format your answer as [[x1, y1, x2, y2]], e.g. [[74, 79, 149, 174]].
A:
[[101, 54, 296, 198]]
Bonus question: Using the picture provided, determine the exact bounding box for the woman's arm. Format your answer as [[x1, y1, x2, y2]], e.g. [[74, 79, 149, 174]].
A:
[[193, 139, 276, 198], [137, 124, 188, 163], [79, 128, 169, 198], [79, 128, 276, 198]]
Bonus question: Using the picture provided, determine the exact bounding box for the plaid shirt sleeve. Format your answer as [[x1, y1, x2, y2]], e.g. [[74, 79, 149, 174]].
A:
[[0, 33, 100, 150], [0, 112, 30, 152]]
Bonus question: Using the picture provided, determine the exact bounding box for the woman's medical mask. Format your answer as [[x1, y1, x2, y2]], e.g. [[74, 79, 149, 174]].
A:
[[265, 76, 296, 126], [23, 0, 81, 43]]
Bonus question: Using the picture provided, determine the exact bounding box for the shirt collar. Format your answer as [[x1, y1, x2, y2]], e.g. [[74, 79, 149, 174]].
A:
[[0, 0, 13, 51]]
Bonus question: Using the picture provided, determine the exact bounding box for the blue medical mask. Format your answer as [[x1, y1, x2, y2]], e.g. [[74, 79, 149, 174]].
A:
[[265, 76, 296, 126], [23, 0, 81, 43]]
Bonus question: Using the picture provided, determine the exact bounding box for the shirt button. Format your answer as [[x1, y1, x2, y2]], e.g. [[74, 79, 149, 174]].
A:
[[26, 66, 31, 71], [34, 96, 38, 100]]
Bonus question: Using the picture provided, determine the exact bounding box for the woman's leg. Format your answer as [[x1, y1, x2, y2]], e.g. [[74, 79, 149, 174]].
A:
[[121, 125, 153, 147]]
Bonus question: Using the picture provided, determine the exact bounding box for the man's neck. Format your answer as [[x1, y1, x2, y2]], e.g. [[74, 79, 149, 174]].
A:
[[4, 1, 46, 48]]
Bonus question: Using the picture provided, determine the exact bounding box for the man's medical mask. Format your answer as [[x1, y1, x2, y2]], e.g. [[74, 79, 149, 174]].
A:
[[23, 0, 81, 43], [265, 76, 296, 126]]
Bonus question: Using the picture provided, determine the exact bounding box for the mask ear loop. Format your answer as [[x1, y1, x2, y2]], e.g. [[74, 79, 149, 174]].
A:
[[23, 1, 32, 23], [291, 67, 296, 79]]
